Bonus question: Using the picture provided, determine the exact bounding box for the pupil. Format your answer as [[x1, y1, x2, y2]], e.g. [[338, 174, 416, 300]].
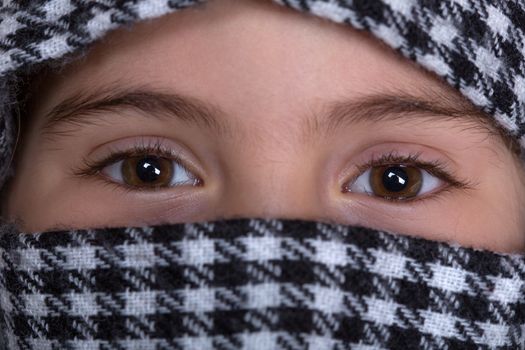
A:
[[136, 157, 162, 183], [382, 166, 408, 192]]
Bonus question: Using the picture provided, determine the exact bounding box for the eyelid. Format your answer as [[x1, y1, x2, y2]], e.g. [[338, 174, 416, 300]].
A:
[[340, 150, 474, 203], [353, 152, 460, 187], [99, 157, 202, 192], [72, 136, 205, 183], [336, 143, 461, 185]]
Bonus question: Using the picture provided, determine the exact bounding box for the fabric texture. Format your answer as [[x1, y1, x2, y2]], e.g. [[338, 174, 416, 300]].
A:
[[1, 0, 525, 187], [1, 219, 524, 350]]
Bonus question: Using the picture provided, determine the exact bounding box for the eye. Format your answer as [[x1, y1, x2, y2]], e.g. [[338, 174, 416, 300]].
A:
[[101, 155, 201, 189], [344, 164, 443, 200]]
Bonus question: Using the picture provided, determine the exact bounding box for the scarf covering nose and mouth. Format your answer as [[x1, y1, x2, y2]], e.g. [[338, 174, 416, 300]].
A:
[[0, 219, 524, 349]]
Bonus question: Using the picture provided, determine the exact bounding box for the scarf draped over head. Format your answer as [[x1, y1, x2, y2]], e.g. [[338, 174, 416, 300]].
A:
[[0, 0, 525, 185]]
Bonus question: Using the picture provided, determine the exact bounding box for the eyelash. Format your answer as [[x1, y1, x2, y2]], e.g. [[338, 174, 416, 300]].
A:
[[349, 152, 474, 202], [75, 145, 473, 202], [73, 140, 192, 181]]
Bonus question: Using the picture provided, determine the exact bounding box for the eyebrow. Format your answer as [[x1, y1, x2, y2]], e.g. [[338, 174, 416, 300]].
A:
[[41, 85, 508, 147], [42, 87, 228, 136]]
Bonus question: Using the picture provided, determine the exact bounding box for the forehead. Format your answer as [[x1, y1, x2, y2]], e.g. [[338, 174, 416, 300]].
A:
[[35, 0, 462, 131]]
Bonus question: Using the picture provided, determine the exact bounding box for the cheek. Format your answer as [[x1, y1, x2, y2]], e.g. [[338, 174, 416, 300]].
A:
[[332, 162, 525, 254], [424, 165, 525, 252], [7, 166, 217, 231]]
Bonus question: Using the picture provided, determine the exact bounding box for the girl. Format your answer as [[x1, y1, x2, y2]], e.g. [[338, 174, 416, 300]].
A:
[[0, 0, 524, 348]]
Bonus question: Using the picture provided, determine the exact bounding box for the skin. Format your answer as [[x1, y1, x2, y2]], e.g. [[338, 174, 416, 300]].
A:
[[3, 0, 525, 252]]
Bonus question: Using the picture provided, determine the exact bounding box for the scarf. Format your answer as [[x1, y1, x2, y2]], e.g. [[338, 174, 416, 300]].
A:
[[1, 219, 524, 349], [1, 1, 525, 349]]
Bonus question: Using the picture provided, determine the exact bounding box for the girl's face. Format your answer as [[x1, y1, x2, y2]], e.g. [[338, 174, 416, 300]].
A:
[[3, 0, 525, 252]]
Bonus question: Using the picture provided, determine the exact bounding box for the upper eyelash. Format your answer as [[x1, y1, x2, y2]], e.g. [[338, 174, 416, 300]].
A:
[[73, 141, 187, 178], [75, 147, 474, 200], [353, 151, 474, 198]]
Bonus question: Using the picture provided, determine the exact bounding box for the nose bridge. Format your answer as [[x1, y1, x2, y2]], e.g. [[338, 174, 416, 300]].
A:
[[220, 146, 323, 220]]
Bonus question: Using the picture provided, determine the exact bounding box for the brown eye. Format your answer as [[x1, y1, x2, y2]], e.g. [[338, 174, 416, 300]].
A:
[[122, 156, 173, 187], [345, 164, 443, 200], [370, 165, 422, 199], [101, 156, 200, 189]]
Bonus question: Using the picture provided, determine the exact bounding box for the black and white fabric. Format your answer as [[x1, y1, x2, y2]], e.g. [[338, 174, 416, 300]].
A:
[[1, 0, 525, 186], [1, 219, 524, 350]]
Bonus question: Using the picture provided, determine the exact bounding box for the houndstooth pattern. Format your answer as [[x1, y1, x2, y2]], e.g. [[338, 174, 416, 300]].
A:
[[277, 0, 525, 139], [1, 0, 525, 187], [0, 219, 524, 349]]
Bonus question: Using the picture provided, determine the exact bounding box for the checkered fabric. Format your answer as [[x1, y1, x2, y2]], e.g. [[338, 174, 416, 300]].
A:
[[0, 219, 523, 349], [1, 0, 525, 187]]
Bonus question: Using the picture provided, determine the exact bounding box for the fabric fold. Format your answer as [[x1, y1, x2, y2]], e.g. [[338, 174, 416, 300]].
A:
[[0, 219, 523, 349]]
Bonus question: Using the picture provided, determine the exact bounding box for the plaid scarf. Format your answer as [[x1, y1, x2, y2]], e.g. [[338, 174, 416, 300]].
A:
[[1, 219, 524, 349]]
